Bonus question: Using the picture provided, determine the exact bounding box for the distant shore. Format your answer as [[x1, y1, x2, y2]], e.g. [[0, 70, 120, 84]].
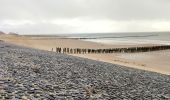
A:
[[0, 34, 170, 75]]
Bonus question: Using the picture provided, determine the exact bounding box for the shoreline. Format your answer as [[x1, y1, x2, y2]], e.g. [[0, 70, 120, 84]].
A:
[[71, 52, 170, 75], [83, 39, 170, 45], [0, 41, 170, 99], [0, 34, 170, 75]]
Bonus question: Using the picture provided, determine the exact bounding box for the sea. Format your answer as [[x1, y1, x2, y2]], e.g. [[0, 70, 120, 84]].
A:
[[58, 32, 170, 45]]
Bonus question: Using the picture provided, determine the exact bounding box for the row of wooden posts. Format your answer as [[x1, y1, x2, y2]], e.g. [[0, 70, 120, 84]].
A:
[[51, 45, 170, 54]]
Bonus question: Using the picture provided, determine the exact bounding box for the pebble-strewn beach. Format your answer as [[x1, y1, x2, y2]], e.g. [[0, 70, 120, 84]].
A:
[[0, 41, 170, 100], [1, 34, 170, 75]]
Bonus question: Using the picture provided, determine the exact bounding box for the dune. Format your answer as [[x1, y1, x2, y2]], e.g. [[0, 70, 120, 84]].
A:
[[0, 31, 6, 35]]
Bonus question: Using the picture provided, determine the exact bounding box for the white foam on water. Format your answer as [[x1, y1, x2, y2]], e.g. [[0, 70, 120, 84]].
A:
[[83, 39, 170, 45]]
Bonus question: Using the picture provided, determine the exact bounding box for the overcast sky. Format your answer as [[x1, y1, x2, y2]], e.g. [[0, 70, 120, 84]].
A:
[[0, 0, 170, 34]]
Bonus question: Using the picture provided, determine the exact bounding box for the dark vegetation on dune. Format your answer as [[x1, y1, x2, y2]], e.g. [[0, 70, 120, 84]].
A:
[[0, 42, 170, 99], [0, 31, 6, 35], [0, 31, 18, 35]]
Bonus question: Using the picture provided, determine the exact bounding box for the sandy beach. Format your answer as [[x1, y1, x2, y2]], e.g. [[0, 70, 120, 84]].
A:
[[1, 41, 170, 99], [0, 34, 170, 75], [1, 0, 170, 99]]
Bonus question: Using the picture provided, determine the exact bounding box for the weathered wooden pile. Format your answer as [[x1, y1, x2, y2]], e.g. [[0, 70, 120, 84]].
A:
[[53, 45, 170, 54]]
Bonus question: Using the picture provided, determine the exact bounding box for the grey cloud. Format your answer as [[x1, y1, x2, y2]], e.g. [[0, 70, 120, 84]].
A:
[[1, 0, 170, 34], [0, 0, 170, 20], [1, 22, 76, 34]]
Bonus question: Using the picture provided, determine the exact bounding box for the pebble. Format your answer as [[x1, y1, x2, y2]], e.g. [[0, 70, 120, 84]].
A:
[[22, 96, 29, 100], [0, 42, 170, 99]]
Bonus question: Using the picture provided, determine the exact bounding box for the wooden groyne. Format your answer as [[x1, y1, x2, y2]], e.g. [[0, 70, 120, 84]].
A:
[[53, 45, 170, 54]]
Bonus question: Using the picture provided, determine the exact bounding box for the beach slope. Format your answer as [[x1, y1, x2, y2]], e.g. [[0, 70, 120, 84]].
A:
[[0, 42, 170, 99], [1, 34, 170, 75]]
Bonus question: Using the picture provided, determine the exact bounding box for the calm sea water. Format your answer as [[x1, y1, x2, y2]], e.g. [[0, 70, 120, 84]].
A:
[[59, 32, 170, 45]]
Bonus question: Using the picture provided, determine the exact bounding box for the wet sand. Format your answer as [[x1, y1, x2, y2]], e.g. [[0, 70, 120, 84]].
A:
[[73, 50, 170, 75], [0, 34, 170, 75]]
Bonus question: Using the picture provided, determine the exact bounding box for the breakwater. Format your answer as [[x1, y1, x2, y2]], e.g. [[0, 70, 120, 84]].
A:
[[53, 45, 170, 54]]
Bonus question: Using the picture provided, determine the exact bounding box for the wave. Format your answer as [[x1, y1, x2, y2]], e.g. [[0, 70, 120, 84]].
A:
[[62, 34, 158, 39], [78, 34, 158, 39], [83, 39, 170, 45]]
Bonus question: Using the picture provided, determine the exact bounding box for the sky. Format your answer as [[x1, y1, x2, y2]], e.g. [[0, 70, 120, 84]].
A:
[[0, 0, 170, 34]]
